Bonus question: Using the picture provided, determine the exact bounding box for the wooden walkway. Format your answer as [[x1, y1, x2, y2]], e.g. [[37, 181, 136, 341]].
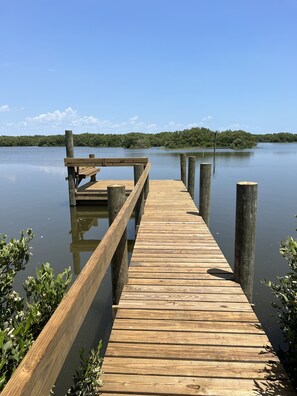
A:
[[100, 180, 294, 395]]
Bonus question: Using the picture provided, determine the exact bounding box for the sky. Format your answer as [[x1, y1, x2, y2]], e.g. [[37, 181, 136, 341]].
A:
[[0, 0, 296, 136]]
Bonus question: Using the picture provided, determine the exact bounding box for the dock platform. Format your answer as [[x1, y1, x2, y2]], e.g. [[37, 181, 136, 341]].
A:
[[100, 180, 294, 395], [76, 180, 134, 203]]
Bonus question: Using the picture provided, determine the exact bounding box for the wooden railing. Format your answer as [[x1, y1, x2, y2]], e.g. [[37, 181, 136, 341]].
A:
[[1, 162, 150, 396], [64, 157, 149, 167]]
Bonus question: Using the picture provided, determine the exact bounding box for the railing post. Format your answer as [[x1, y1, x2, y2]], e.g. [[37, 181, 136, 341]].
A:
[[89, 154, 96, 182], [144, 172, 149, 200], [107, 185, 128, 305], [65, 130, 76, 206], [199, 163, 212, 226], [234, 181, 258, 303], [134, 164, 145, 233], [180, 154, 187, 186], [187, 156, 196, 199]]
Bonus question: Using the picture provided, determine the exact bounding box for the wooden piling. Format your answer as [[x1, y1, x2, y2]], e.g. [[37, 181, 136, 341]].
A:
[[89, 154, 96, 182], [65, 130, 76, 206], [234, 182, 258, 303], [180, 154, 187, 186], [187, 156, 196, 199], [144, 173, 149, 200], [199, 163, 212, 226], [213, 131, 217, 174], [134, 164, 145, 233], [107, 185, 128, 305]]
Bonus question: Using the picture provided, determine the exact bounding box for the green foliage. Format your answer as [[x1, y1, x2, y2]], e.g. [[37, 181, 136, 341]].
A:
[[67, 341, 103, 396], [265, 232, 297, 386], [0, 230, 72, 391], [0, 127, 263, 149]]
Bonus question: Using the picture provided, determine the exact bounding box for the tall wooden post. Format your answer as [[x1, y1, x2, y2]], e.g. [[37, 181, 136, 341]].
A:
[[89, 154, 96, 182], [213, 131, 217, 174], [107, 185, 128, 305], [144, 172, 149, 200], [234, 182, 258, 303], [199, 163, 212, 226], [180, 154, 187, 186], [134, 164, 145, 233], [65, 130, 76, 206], [187, 156, 196, 199]]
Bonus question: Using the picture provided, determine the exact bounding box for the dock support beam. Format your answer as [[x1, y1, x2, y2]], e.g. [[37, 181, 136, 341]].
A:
[[89, 154, 96, 182], [199, 163, 212, 226], [108, 185, 128, 305], [65, 130, 76, 206], [134, 164, 145, 233], [234, 182, 258, 303], [180, 154, 187, 186], [187, 156, 196, 199]]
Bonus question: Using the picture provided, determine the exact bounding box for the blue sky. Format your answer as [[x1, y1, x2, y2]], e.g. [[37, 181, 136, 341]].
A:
[[1, 0, 296, 135]]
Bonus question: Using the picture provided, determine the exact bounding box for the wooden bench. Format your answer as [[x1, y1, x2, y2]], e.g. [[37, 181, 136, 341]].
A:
[[75, 166, 100, 186]]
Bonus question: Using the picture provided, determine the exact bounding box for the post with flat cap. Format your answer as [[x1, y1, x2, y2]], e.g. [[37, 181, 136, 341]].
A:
[[65, 130, 76, 206], [89, 154, 96, 182], [187, 156, 196, 199], [108, 185, 128, 305], [134, 164, 145, 233], [199, 163, 212, 226], [180, 154, 187, 186], [234, 182, 258, 303]]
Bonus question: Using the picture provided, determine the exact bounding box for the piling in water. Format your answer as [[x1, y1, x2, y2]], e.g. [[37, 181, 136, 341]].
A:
[[199, 163, 212, 226], [65, 130, 76, 206], [180, 154, 187, 186], [187, 156, 196, 199], [134, 164, 145, 233], [107, 185, 129, 305], [234, 181, 258, 303]]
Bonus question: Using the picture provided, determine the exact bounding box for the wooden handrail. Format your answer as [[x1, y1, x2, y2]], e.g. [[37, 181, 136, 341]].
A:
[[64, 157, 148, 167], [2, 163, 150, 396]]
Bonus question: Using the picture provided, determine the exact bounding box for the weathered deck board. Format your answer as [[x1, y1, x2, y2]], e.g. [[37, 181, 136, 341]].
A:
[[100, 180, 294, 395]]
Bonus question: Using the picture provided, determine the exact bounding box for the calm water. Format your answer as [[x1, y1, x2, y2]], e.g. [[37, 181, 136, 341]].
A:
[[1, 143, 297, 394]]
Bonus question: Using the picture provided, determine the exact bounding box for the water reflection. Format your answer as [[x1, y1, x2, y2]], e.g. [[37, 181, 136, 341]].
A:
[[69, 206, 135, 274]]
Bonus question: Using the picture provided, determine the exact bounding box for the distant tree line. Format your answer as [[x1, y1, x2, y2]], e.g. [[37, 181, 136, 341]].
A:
[[0, 128, 296, 149]]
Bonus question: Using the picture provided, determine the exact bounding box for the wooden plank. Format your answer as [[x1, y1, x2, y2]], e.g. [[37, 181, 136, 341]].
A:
[[115, 308, 259, 322], [100, 374, 296, 395], [123, 284, 243, 294], [103, 357, 285, 379], [120, 292, 248, 303], [112, 319, 264, 334], [108, 330, 268, 346], [127, 272, 233, 280], [105, 342, 277, 362], [125, 279, 239, 287]]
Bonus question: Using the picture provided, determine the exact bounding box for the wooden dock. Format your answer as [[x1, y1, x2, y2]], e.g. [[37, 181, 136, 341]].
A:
[[3, 154, 295, 395], [100, 180, 294, 395]]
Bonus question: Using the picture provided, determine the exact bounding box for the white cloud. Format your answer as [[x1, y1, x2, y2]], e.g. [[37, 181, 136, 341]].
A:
[[0, 107, 217, 135], [187, 123, 199, 128], [218, 123, 250, 131], [202, 115, 213, 122], [0, 105, 10, 112], [26, 107, 76, 123]]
